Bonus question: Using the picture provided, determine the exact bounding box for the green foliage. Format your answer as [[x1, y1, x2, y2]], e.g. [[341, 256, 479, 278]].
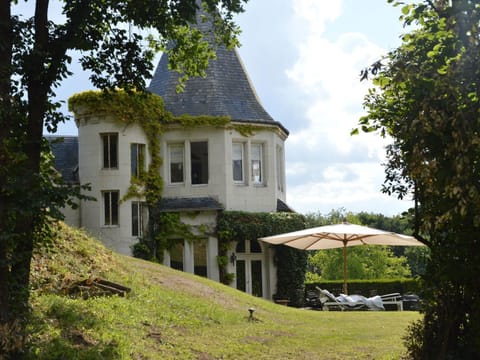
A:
[[174, 114, 231, 128], [30, 222, 116, 295], [1, 2, 246, 355], [131, 242, 152, 261], [69, 89, 168, 205], [173, 115, 273, 137], [68, 90, 283, 271], [0, 136, 92, 348], [28, 222, 421, 359], [306, 278, 423, 297], [308, 246, 411, 281], [222, 272, 235, 285], [358, 0, 480, 357], [273, 245, 308, 307], [135, 211, 206, 263], [68, 89, 170, 126], [304, 210, 426, 282], [216, 255, 228, 268], [403, 246, 430, 277], [69, 90, 253, 265], [217, 211, 307, 303], [217, 211, 306, 243], [304, 208, 348, 227]]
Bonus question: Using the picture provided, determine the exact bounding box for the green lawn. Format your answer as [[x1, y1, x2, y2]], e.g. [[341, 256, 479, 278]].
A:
[[27, 223, 421, 359]]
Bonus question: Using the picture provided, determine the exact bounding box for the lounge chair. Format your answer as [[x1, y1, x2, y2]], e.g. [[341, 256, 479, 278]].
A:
[[305, 289, 323, 309], [317, 288, 370, 311], [316, 287, 403, 311], [378, 292, 403, 311]]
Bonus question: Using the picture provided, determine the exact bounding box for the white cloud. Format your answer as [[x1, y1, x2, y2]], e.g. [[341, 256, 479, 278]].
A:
[[292, 0, 343, 35], [286, 162, 309, 176], [286, 21, 388, 157], [286, 162, 411, 215], [284, 0, 412, 215]]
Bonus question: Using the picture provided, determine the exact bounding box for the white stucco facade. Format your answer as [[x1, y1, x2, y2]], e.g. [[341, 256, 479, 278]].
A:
[[66, 105, 288, 300], [62, 13, 293, 300], [160, 124, 287, 212], [74, 112, 150, 255]]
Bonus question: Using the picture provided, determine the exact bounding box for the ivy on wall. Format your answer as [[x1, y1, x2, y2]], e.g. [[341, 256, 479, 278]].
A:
[[217, 211, 307, 305], [274, 245, 308, 307], [69, 89, 168, 206], [69, 90, 302, 303], [67, 90, 279, 264]]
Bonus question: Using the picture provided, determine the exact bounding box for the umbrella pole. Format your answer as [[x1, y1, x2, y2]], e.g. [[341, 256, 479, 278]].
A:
[[343, 243, 347, 294]]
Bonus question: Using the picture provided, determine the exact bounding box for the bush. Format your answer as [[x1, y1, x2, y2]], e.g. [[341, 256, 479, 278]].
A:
[[131, 242, 151, 260]]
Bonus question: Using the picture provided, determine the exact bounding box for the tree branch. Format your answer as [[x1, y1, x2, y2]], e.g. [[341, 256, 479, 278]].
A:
[[0, 0, 12, 98]]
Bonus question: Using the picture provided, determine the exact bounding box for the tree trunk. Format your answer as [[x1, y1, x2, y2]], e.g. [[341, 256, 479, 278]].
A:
[[0, 0, 13, 324], [0, 1, 52, 357], [9, 0, 51, 316]]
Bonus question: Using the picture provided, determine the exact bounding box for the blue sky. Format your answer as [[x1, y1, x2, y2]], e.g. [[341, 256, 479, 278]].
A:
[[36, 0, 414, 216], [235, 0, 413, 216]]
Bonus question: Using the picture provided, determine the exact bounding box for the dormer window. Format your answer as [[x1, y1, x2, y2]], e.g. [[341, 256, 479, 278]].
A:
[[101, 133, 118, 169]]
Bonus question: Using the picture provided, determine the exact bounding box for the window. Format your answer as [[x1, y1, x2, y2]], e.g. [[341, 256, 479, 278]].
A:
[[131, 143, 146, 178], [191, 141, 208, 185], [251, 143, 263, 184], [103, 190, 119, 226], [131, 201, 147, 237], [276, 145, 284, 191], [170, 241, 184, 271], [102, 133, 118, 169], [232, 142, 244, 182], [169, 143, 184, 184], [194, 239, 208, 277]]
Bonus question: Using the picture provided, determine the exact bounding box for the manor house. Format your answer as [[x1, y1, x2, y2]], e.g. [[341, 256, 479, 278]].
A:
[[49, 18, 292, 300]]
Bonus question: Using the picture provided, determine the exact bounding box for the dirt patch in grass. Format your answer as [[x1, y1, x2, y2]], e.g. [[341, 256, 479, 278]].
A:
[[125, 258, 243, 310], [67, 329, 98, 347], [192, 350, 216, 360]]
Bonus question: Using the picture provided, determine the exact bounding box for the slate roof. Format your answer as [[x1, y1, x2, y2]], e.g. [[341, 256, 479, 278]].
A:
[[158, 196, 224, 212], [46, 136, 79, 184], [159, 197, 293, 213], [277, 199, 295, 213], [148, 12, 288, 134]]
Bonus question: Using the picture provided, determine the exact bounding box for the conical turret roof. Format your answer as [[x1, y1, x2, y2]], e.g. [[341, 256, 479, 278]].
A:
[[148, 11, 286, 131]]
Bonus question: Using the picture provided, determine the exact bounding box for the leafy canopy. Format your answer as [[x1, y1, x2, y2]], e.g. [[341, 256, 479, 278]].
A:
[[0, 1, 247, 355], [357, 0, 480, 357]]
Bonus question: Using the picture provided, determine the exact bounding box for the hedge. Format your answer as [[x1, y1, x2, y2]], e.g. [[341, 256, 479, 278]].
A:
[[305, 278, 423, 297]]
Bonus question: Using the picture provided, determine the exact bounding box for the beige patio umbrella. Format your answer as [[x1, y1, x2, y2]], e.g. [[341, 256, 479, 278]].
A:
[[258, 222, 425, 294]]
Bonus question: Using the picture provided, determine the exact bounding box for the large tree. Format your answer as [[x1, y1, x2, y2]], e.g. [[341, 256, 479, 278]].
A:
[[0, 0, 246, 356], [358, 0, 480, 357]]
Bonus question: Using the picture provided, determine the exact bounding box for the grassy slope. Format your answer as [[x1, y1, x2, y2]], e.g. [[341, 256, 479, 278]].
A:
[[28, 222, 420, 359]]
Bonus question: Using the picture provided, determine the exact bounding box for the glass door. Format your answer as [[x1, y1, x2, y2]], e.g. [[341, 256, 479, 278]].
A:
[[236, 260, 246, 292], [235, 240, 264, 297], [250, 260, 263, 297]]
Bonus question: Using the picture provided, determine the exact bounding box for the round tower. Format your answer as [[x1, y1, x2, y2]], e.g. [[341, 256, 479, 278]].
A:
[[72, 101, 150, 255]]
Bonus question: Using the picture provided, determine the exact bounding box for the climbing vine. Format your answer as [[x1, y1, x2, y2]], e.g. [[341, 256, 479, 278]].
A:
[[69, 89, 168, 205], [68, 90, 276, 262], [172, 114, 274, 137], [69, 91, 306, 304], [217, 211, 307, 305]]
